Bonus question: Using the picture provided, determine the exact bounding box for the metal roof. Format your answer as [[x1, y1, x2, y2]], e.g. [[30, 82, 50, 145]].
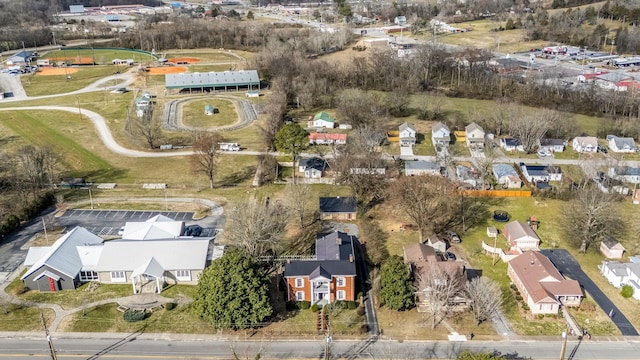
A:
[[405, 160, 439, 171], [319, 197, 357, 213], [165, 70, 259, 89], [493, 163, 517, 178], [316, 232, 354, 261]]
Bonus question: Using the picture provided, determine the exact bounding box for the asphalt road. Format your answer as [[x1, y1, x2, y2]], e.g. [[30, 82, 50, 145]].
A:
[[541, 249, 639, 336], [2, 335, 640, 359]]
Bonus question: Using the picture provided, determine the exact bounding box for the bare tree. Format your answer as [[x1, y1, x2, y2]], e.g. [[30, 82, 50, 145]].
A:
[[563, 184, 625, 253], [136, 107, 163, 149], [284, 183, 315, 228], [508, 108, 557, 153], [466, 277, 503, 326], [416, 266, 465, 329], [337, 89, 387, 128], [387, 176, 458, 242], [191, 132, 224, 189], [16, 145, 54, 200], [259, 89, 286, 151], [224, 197, 288, 259]]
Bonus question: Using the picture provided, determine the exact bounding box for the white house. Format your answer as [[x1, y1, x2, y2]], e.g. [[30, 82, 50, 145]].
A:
[[427, 234, 447, 253], [405, 160, 439, 176], [520, 163, 563, 183], [456, 164, 478, 188], [492, 164, 521, 189], [465, 122, 485, 149], [298, 157, 328, 178], [572, 136, 598, 153], [503, 221, 540, 251], [600, 261, 640, 300], [399, 122, 416, 147], [607, 135, 638, 153], [539, 139, 565, 153], [308, 112, 335, 129], [431, 122, 450, 148], [608, 166, 640, 184], [500, 138, 524, 152]]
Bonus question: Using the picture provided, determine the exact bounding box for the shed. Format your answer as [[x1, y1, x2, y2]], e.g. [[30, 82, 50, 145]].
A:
[[487, 226, 498, 238], [204, 104, 215, 115], [600, 237, 625, 259], [427, 234, 447, 252]]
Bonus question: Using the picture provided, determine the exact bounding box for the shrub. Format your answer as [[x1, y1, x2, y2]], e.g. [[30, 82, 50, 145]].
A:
[[621, 285, 634, 298], [359, 324, 368, 334], [299, 301, 311, 310], [510, 283, 517, 290], [515, 295, 523, 301], [164, 302, 176, 311], [347, 301, 358, 310], [285, 301, 297, 311], [311, 303, 319, 313], [356, 306, 366, 316], [123, 309, 146, 322], [522, 304, 530, 311], [537, 314, 545, 319]]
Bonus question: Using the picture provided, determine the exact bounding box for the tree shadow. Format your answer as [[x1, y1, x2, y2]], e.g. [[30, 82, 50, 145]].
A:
[[217, 165, 256, 187]]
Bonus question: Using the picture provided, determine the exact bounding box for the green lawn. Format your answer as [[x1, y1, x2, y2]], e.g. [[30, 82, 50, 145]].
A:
[[0, 306, 55, 331], [188, 64, 237, 73], [22, 66, 126, 96], [16, 282, 132, 310], [182, 98, 238, 128], [165, 51, 240, 62], [43, 49, 156, 65]]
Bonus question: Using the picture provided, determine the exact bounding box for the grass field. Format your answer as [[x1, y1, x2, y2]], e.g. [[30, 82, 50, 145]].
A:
[[21, 66, 126, 96], [182, 98, 238, 128], [188, 64, 237, 73], [0, 306, 55, 331], [165, 51, 240, 62], [43, 49, 156, 65]]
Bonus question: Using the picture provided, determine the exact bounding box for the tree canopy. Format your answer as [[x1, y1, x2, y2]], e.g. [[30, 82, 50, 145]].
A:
[[379, 255, 414, 311], [274, 123, 308, 182], [193, 248, 272, 330]]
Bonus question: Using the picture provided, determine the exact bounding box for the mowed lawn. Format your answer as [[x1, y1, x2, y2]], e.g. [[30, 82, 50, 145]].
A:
[[21, 66, 124, 96], [165, 51, 240, 62], [43, 49, 156, 65], [182, 98, 238, 128]]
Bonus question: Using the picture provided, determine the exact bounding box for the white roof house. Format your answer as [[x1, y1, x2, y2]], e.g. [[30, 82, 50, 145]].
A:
[[122, 215, 185, 240], [405, 160, 440, 176], [399, 122, 417, 147], [432, 122, 451, 148], [572, 136, 598, 153]]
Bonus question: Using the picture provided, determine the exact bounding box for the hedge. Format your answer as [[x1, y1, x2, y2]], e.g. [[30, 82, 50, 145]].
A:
[[123, 309, 146, 322], [0, 192, 54, 238]]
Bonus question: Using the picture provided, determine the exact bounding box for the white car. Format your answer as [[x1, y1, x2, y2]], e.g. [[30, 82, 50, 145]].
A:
[[537, 151, 550, 157], [118, 226, 125, 236]]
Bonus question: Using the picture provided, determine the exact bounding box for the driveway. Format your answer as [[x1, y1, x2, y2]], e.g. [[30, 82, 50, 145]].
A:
[[541, 249, 639, 336]]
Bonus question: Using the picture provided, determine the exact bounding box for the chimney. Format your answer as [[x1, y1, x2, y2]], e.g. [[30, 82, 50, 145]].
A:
[[349, 254, 354, 263], [336, 236, 342, 246]]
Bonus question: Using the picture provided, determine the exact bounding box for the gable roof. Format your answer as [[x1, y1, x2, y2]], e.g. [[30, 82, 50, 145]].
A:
[[465, 122, 484, 134], [22, 227, 104, 280], [509, 251, 582, 303], [165, 70, 259, 89], [596, 72, 631, 83], [609, 136, 637, 150], [573, 136, 598, 147], [309, 265, 332, 280], [432, 122, 449, 135], [504, 221, 540, 241], [399, 122, 415, 133], [403, 243, 438, 264], [602, 236, 624, 251], [95, 238, 212, 272], [540, 138, 565, 146], [313, 112, 335, 123], [405, 160, 439, 171], [502, 138, 522, 147], [493, 163, 518, 178], [316, 231, 354, 261], [131, 257, 165, 278], [299, 157, 328, 171], [284, 232, 356, 277], [122, 218, 183, 240], [615, 166, 640, 176], [319, 197, 357, 213]]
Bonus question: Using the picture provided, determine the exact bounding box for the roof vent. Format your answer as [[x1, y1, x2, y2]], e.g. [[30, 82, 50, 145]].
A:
[[530, 260, 535, 265]]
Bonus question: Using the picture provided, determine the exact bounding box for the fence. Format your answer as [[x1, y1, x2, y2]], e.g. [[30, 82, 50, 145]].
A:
[[458, 189, 532, 197], [481, 241, 520, 263]]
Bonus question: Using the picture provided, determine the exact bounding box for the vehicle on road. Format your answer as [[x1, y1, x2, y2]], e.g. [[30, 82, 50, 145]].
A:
[[445, 252, 456, 261], [118, 226, 125, 236], [219, 142, 240, 151]]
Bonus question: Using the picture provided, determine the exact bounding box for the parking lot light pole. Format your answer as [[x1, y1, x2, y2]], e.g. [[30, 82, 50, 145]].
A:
[[87, 187, 93, 210]]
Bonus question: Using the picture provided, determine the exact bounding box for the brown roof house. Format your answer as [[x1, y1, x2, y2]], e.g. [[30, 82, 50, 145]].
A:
[[403, 243, 467, 312], [503, 221, 540, 251], [600, 237, 625, 259], [508, 251, 582, 315]]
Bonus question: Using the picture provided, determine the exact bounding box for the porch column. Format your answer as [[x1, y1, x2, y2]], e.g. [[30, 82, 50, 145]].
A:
[[131, 277, 137, 294]]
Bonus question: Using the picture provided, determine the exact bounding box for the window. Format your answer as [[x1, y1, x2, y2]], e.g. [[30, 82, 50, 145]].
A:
[[295, 278, 304, 288], [296, 291, 305, 301], [337, 290, 346, 300], [110, 271, 126, 283], [79, 271, 98, 282], [176, 270, 191, 281], [336, 277, 346, 287]]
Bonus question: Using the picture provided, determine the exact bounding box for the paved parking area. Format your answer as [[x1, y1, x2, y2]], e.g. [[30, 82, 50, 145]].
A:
[[55, 210, 199, 236]]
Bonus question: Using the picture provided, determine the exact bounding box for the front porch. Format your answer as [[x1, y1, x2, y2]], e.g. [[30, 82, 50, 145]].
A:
[[131, 257, 165, 294]]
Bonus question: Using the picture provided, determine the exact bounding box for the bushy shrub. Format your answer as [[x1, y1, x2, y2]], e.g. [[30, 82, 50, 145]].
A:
[[299, 301, 311, 310], [347, 301, 358, 310], [311, 303, 319, 313], [515, 295, 523, 301], [359, 324, 368, 334], [537, 314, 545, 319], [356, 306, 366, 316], [164, 302, 176, 311], [285, 301, 297, 311], [522, 304, 530, 311], [621, 285, 634, 298], [123, 309, 146, 322]]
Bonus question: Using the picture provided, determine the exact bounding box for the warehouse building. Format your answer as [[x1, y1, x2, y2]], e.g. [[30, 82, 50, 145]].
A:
[[165, 70, 260, 94]]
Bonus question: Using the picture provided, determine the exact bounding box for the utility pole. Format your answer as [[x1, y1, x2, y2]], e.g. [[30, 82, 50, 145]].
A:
[[559, 329, 568, 360], [41, 313, 58, 360], [42, 217, 49, 244]]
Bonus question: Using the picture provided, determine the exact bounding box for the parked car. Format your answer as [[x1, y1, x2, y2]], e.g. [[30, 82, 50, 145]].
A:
[[448, 231, 461, 244], [118, 226, 125, 236], [445, 252, 456, 261]]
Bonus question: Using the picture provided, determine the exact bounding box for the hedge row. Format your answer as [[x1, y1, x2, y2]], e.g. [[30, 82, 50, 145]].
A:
[[0, 192, 54, 238]]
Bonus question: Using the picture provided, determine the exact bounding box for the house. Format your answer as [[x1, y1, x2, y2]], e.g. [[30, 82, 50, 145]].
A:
[[309, 132, 347, 145], [298, 157, 328, 178], [431, 122, 450, 148], [21, 227, 104, 292], [405, 160, 440, 176], [503, 220, 540, 251], [519, 163, 563, 183], [319, 197, 357, 221], [614, 80, 640, 92], [577, 71, 607, 83], [500, 138, 524, 152], [539, 139, 565, 153], [204, 104, 215, 115], [600, 261, 640, 300], [59, 178, 91, 189], [284, 231, 357, 304], [456, 164, 478, 188], [600, 237, 625, 259], [8, 50, 33, 65], [492, 164, 522, 189], [394, 15, 407, 25], [399, 122, 416, 147], [427, 234, 447, 252], [487, 226, 498, 238], [308, 112, 336, 129], [608, 166, 640, 184], [595, 72, 632, 90], [607, 135, 638, 153], [572, 136, 598, 153], [22, 216, 222, 293], [465, 122, 485, 149], [507, 251, 583, 315]]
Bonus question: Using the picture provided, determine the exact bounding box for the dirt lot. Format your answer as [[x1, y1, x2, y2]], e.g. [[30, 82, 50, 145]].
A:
[[49, 56, 94, 65], [167, 57, 201, 64], [147, 66, 188, 75], [36, 68, 80, 76]]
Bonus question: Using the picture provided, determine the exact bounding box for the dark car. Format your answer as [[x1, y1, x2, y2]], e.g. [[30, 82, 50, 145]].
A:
[[445, 252, 456, 261], [600, 147, 608, 154], [448, 231, 461, 244]]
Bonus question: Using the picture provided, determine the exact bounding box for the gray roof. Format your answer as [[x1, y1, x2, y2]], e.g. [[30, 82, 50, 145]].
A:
[[596, 72, 631, 83], [165, 70, 259, 89], [399, 122, 415, 133], [493, 163, 517, 178], [432, 122, 449, 134], [610, 136, 637, 151], [9, 50, 33, 62], [95, 238, 212, 272], [405, 160, 439, 171], [299, 157, 328, 171], [602, 236, 621, 249], [285, 231, 357, 277], [284, 260, 356, 277], [22, 227, 104, 280], [540, 138, 565, 146], [604, 261, 629, 276], [316, 232, 354, 261], [319, 197, 357, 213], [465, 122, 484, 135], [617, 167, 640, 176], [309, 265, 332, 280]]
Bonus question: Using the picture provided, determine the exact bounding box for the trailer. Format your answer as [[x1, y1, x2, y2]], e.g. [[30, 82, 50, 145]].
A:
[[219, 142, 240, 151]]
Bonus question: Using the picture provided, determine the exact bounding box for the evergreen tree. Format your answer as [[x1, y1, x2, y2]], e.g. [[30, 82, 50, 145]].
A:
[[379, 255, 414, 311]]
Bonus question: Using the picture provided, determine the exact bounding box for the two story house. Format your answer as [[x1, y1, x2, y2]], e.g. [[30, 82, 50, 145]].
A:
[[431, 122, 451, 149], [465, 122, 485, 150], [572, 136, 598, 153], [399, 122, 417, 147]]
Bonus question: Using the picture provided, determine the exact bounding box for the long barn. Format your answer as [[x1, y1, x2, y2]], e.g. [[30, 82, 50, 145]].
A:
[[165, 70, 260, 93]]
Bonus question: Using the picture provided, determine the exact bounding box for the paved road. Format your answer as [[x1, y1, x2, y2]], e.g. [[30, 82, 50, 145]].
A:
[[2, 335, 640, 359], [541, 249, 639, 336]]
